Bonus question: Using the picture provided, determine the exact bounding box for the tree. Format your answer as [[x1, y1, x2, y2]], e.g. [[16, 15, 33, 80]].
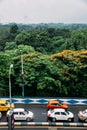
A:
[[15, 30, 29, 45], [10, 24, 19, 34], [5, 42, 17, 50], [0, 52, 12, 96]]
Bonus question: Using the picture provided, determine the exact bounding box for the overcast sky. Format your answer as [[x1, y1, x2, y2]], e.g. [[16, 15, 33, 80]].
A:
[[0, 0, 87, 24]]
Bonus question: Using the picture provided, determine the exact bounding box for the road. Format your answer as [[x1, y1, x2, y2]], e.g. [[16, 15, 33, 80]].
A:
[[0, 104, 87, 130], [1, 104, 87, 122], [18, 104, 86, 122]]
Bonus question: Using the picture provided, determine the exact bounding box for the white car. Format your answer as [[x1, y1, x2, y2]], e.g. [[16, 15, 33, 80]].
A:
[[78, 109, 87, 122], [47, 108, 74, 122], [6, 108, 34, 121], [0, 112, 2, 119]]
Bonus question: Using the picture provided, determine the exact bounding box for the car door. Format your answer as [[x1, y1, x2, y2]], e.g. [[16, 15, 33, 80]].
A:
[[19, 112, 26, 120], [14, 112, 19, 120], [60, 112, 67, 120], [54, 112, 61, 120]]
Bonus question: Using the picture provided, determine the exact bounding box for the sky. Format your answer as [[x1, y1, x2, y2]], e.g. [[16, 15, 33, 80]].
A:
[[0, 0, 87, 24]]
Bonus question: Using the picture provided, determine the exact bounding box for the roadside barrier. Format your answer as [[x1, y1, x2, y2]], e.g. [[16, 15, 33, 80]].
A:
[[0, 122, 87, 127], [0, 98, 87, 105], [14, 122, 87, 127]]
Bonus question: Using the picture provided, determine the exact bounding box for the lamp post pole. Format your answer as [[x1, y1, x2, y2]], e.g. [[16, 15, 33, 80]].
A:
[[9, 64, 13, 110], [8, 64, 14, 130], [20, 50, 24, 97]]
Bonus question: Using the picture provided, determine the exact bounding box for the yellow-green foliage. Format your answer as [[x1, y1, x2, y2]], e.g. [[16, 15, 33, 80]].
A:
[[51, 50, 87, 64]]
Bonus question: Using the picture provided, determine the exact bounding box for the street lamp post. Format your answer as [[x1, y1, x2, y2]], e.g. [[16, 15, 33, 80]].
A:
[[9, 64, 13, 110], [8, 64, 14, 130], [20, 50, 24, 97]]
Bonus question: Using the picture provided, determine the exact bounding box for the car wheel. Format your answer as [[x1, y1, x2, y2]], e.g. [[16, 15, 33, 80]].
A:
[[68, 118, 72, 122], [52, 118, 56, 122], [26, 117, 31, 122]]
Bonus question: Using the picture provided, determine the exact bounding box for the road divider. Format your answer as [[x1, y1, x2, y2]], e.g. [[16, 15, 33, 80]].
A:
[[0, 122, 87, 127]]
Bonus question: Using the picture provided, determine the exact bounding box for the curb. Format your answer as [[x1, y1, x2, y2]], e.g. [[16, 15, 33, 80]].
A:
[[0, 122, 87, 127], [14, 122, 87, 127]]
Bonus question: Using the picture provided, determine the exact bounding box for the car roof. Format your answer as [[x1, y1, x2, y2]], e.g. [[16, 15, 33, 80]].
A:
[[51, 108, 66, 112], [0, 100, 6, 104]]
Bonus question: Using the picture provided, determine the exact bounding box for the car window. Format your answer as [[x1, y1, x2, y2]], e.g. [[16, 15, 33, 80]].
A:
[[6, 101, 8, 104], [57, 103, 62, 106], [50, 109, 54, 113], [0, 104, 6, 106], [55, 112, 60, 115], [61, 112, 66, 115], [83, 111, 87, 114], [13, 112, 18, 115], [19, 112, 25, 115], [51, 103, 58, 106], [66, 111, 69, 115]]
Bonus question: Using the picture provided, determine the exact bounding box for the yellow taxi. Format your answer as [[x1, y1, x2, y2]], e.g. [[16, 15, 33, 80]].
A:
[[0, 99, 14, 111]]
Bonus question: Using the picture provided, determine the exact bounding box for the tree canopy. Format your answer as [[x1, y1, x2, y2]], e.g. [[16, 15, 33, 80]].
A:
[[0, 23, 87, 97]]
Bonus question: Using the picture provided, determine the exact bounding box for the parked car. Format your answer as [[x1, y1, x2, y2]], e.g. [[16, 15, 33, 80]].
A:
[[47, 108, 74, 122], [0, 112, 2, 119], [47, 99, 68, 110], [6, 108, 34, 122], [0, 99, 14, 111], [78, 109, 87, 122]]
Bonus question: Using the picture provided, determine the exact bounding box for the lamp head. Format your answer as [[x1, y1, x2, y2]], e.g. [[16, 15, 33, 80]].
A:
[[10, 64, 13, 69]]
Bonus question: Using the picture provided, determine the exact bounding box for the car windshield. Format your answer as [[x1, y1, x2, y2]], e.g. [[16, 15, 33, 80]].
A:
[[51, 100, 62, 106], [23, 109, 29, 114], [50, 109, 54, 113], [82, 110, 87, 114], [57, 100, 63, 105], [65, 111, 69, 115], [58, 101, 62, 105]]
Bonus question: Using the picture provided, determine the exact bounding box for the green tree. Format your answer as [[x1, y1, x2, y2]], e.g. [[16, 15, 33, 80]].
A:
[[10, 24, 19, 34], [15, 30, 29, 45], [0, 52, 12, 96], [5, 42, 17, 50]]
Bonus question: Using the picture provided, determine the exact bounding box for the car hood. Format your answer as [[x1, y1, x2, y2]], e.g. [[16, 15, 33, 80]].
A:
[[68, 111, 74, 118], [27, 111, 34, 116]]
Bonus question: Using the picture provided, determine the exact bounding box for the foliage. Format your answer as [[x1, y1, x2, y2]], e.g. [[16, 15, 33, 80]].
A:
[[0, 23, 87, 97], [5, 42, 17, 50]]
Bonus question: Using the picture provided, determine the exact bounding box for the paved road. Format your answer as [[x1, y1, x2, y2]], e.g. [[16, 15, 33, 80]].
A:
[[1, 104, 87, 122], [14, 104, 87, 122], [0, 104, 87, 130]]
